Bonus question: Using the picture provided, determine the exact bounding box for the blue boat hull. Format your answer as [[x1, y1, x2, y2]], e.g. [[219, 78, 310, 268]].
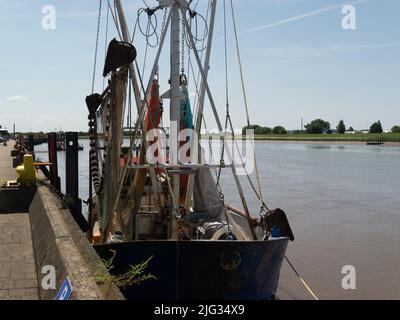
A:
[[95, 239, 289, 300]]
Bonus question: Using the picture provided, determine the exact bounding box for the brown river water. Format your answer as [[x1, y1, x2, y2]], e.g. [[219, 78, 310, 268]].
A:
[[36, 140, 400, 300]]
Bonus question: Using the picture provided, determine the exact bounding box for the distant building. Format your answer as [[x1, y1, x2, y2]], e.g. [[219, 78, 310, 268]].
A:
[[0, 127, 9, 137], [358, 130, 370, 134], [0, 126, 10, 141]]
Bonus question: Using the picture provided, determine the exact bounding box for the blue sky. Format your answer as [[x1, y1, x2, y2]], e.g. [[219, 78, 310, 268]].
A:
[[0, 0, 399, 132]]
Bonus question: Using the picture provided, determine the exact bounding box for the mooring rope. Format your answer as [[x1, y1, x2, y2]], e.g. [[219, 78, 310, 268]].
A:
[[284, 256, 319, 300]]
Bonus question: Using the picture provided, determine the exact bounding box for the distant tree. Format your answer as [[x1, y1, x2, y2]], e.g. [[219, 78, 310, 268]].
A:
[[242, 125, 260, 135], [304, 119, 330, 134], [370, 121, 383, 134], [292, 130, 302, 135], [255, 127, 272, 135], [348, 127, 354, 132], [391, 126, 400, 133], [337, 120, 346, 134], [272, 126, 287, 135], [242, 125, 273, 135]]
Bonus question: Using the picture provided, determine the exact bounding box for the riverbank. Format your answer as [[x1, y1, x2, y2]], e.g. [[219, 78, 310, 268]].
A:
[[79, 133, 400, 143], [253, 140, 400, 147], [251, 133, 400, 142]]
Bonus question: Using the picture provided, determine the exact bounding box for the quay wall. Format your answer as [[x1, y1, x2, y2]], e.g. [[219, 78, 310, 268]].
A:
[[29, 185, 124, 300]]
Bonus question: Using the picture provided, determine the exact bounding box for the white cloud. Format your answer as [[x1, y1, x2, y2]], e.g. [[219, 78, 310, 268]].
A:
[[5, 96, 28, 102]]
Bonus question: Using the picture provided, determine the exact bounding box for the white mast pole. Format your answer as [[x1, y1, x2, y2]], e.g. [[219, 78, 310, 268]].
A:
[[185, 0, 217, 210], [169, 0, 181, 239], [181, 9, 258, 240], [194, 0, 217, 135]]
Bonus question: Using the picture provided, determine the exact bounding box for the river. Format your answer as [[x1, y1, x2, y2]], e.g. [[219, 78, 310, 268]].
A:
[[35, 140, 400, 300]]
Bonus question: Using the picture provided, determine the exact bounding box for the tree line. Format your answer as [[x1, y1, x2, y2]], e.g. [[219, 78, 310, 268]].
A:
[[243, 119, 400, 135]]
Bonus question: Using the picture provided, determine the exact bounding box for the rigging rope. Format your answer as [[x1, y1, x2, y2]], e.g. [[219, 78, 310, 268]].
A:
[[223, 0, 229, 108], [181, 15, 187, 75], [141, 22, 150, 85], [185, 2, 232, 236], [284, 256, 320, 300], [192, 0, 211, 125], [103, 2, 110, 90], [229, 0, 249, 125], [216, 0, 229, 191], [185, 10, 208, 52], [229, 0, 268, 213], [91, 0, 103, 94], [106, 0, 123, 40], [113, 0, 121, 37], [132, 6, 164, 88], [137, 7, 159, 47]]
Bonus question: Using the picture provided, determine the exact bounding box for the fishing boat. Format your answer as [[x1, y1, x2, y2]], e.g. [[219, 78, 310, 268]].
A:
[[85, 0, 294, 300]]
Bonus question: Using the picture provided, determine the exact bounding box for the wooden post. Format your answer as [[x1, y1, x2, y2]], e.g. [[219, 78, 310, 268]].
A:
[[65, 132, 79, 202], [28, 134, 34, 152], [47, 133, 61, 192], [18, 134, 24, 166], [65, 132, 89, 232]]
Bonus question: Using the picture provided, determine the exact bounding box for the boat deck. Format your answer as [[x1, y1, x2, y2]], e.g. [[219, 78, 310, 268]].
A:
[[0, 143, 39, 300]]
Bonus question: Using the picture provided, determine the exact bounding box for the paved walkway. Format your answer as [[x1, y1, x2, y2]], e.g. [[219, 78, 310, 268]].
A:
[[0, 142, 39, 300]]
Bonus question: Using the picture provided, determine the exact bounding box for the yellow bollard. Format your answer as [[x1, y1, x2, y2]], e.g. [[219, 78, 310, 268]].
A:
[[16, 154, 36, 185]]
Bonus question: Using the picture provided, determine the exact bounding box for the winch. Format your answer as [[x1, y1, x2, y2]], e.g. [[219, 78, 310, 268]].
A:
[[197, 222, 237, 241]]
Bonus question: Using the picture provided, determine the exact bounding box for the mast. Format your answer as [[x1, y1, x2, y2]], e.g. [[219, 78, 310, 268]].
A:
[[110, 0, 257, 240], [115, 0, 142, 112], [194, 0, 217, 135], [185, 0, 217, 210], [113, 0, 167, 240], [169, 1, 181, 239], [114, 0, 185, 239], [181, 8, 258, 240]]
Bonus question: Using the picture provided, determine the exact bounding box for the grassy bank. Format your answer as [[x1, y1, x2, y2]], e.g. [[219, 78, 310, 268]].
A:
[[249, 133, 400, 142], [79, 133, 400, 143]]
